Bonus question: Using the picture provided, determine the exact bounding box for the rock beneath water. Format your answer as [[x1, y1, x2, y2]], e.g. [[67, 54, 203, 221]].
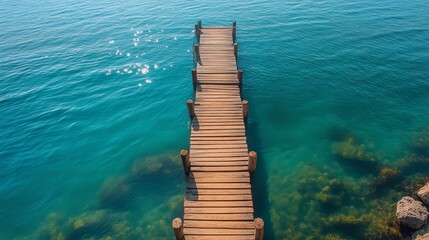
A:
[[396, 196, 428, 229], [412, 224, 429, 240], [418, 183, 429, 205]]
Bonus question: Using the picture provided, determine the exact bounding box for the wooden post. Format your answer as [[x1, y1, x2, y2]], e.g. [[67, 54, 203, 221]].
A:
[[180, 149, 190, 176], [234, 43, 238, 57], [233, 21, 236, 27], [192, 68, 197, 88], [242, 100, 248, 121], [198, 20, 202, 29], [248, 151, 257, 172], [254, 218, 264, 240], [187, 100, 195, 119], [238, 69, 243, 88], [194, 44, 200, 62], [172, 218, 184, 240]]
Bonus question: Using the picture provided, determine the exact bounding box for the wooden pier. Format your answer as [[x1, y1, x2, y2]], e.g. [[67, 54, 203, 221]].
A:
[[172, 21, 264, 240]]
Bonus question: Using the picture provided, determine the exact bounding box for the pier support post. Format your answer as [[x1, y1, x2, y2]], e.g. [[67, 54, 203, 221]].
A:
[[172, 218, 184, 240], [238, 69, 243, 88], [180, 149, 190, 176], [192, 68, 197, 88], [233, 21, 236, 27], [187, 100, 195, 119], [194, 44, 200, 63], [254, 218, 264, 240], [234, 43, 238, 57], [242, 100, 248, 121], [198, 20, 202, 29], [249, 151, 257, 172]]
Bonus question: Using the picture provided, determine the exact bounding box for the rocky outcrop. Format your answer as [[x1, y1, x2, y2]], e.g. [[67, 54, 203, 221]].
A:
[[396, 196, 428, 229], [412, 224, 429, 240], [418, 183, 429, 205]]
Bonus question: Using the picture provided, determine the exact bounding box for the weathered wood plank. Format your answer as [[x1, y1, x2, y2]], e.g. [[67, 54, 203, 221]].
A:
[[186, 189, 251, 195], [185, 193, 253, 202], [184, 200, 253, 207], [184, 220, 254, 229]]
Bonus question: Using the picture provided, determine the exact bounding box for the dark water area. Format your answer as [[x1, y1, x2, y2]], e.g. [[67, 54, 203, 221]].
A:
[[1, 0, 428, 239]]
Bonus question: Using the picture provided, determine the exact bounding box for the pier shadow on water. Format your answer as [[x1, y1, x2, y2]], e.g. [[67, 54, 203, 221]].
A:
[[246, 115, 275, 240]]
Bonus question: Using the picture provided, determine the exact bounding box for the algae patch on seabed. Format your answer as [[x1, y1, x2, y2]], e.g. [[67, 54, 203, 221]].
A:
[[268, 129, 429, 240], [24, 153, 184, 240]]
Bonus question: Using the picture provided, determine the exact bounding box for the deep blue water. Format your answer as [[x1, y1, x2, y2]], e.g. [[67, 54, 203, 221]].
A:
[[1, 0, 428, 239]]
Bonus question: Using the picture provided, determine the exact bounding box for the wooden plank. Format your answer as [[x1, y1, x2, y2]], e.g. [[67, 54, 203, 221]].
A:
[[187, 177, 250, 183], [190, 144, 247, 149], [184, 200, 253, 207], [185, 207, 253, 214], [184, 214, 254, 221], [184, 220, 254, 229], [185, 236, 254, 240], [189, 171, 250, 177], [184, 228, 255, 235], [190, 157, 248, 162], [190, 166, 249, 172], [186, 182, 251, 189], [186, 189, 251, 195], [185, 193, 253, 202]]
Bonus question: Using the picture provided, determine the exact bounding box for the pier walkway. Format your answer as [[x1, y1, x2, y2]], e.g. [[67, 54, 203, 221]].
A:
[[172, 21, 264, 240]]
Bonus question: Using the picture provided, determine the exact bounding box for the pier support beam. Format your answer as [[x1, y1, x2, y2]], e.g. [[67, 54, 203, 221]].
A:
[[180, 150, 190, 176], [238, 69, 243, 88], [192, 68, 197, 88], [234, 43, 238, 57], [248, 151, 257, 172], [194, 24, 200, 42], [172, 218, 184, 240], [242, 100, 248, 121], [254, 218, 264, 240], [194, 44, 200, 63], [187, 100, 195, 119]]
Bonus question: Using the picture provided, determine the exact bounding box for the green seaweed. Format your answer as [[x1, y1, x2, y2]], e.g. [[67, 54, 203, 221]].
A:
[[369, 167, 403, 195], [332, 137, 380, 173]]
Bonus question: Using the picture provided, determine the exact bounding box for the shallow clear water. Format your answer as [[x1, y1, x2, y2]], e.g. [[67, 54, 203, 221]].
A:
[[1, 0, 428, 239]]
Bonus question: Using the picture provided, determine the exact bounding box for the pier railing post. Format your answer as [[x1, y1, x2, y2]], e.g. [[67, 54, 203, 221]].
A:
[[254, 218, 264, 240], [192, 68, 197, 88], [194, 44, 200, 63], [187, 100, 195, 119], [234, 43, 238, 57], [249, 151, 257, 172], [172, 218, 184, 240], [238, 69, 243, 89], [180, 149, 190, 176], [242, 100, 248, 121]]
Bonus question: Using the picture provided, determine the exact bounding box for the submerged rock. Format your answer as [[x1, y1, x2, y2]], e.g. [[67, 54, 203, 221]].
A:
[[412, 224, 429, 240], [418, 183, 429, 205], [396, 196, 428, 229]]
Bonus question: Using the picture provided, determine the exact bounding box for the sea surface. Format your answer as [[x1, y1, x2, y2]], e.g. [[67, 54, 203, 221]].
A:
[[1, 0, 428, 239]]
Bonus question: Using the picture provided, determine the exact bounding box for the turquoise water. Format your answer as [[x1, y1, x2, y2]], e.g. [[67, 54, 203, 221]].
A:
[[1, 0, 428, 239]]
